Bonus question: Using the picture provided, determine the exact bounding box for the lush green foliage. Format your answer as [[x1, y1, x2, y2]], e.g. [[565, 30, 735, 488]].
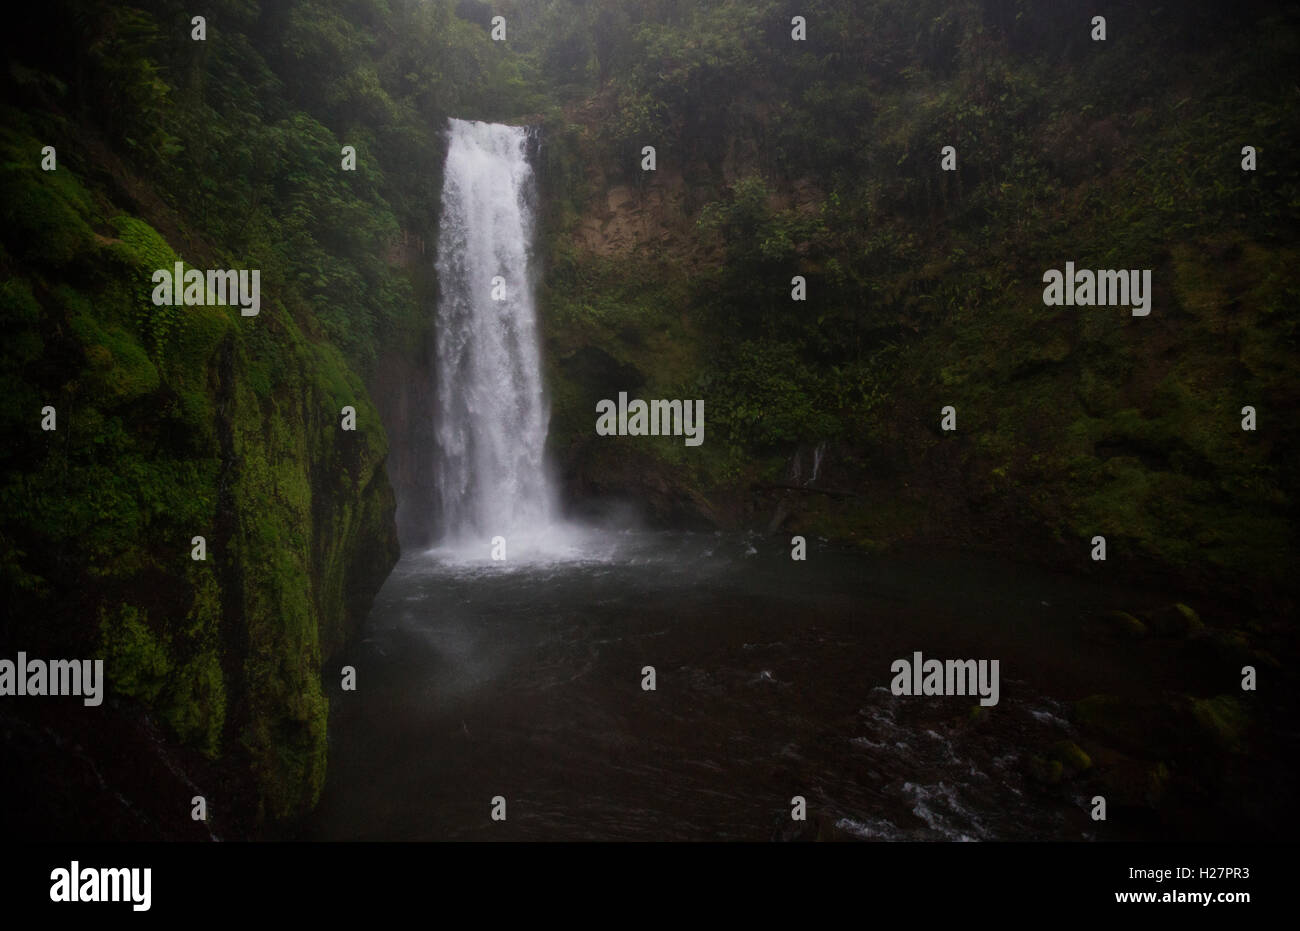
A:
[[533, 0, 1299, 590], [0, 0, 517, 821], [2, 0, 1297, 833]]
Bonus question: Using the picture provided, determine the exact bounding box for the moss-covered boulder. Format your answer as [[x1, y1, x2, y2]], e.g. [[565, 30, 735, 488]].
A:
[[1088, 749, 1174, 811], [1105, 610, 1149, 640], [1144, 603, 1206, 638], [1027, 756, 1064, 785], [1050, 739, 1093, 774], [1189, 696, 1251, 753]]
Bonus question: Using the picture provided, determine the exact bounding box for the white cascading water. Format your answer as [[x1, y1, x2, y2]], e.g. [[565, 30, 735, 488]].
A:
[[432, 118, 557, 550]]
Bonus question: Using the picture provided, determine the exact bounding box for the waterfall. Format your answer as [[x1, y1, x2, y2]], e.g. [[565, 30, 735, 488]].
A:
[[810, 440, 826, 485], [432, 118, 556, 546]]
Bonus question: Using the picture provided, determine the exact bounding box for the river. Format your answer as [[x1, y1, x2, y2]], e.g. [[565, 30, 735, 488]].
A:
[[303, 528, 1203, 841]]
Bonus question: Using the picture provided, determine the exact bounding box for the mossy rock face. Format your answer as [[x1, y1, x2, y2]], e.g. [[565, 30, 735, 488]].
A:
[[558, 345, 647, 401], [0, 142, 400, 826], [1050, 739, 1093, 774], [98, 605, 172, 705], [1144, 603, 1205, 637]]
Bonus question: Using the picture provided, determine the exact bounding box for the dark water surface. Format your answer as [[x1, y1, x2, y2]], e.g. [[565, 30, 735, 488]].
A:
[[302, 530, 1201, 841]]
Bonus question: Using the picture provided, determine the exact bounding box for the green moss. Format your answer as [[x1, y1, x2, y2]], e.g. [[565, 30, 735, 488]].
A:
[[163, 650, 226, 758], [0, 163, 96, 268], [1050, 740, 1093, 773], [5, 0, 1295, 835], [0, 130, 398, 823], [1027, 756, 1064, 785], [98, 605, 171, 705], [103, 216, 190, 358], [67, 308, 161, 403]]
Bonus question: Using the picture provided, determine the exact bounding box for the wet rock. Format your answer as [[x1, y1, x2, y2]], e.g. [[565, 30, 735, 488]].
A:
[[1050, 739, 1093, 774], [1027, 756, 1064, 785], [1189, 695, 1250, 753], [1087, 746, 1173, 810], [1144, 603, 1204, 638], [1184, 627, 1276, 674]]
